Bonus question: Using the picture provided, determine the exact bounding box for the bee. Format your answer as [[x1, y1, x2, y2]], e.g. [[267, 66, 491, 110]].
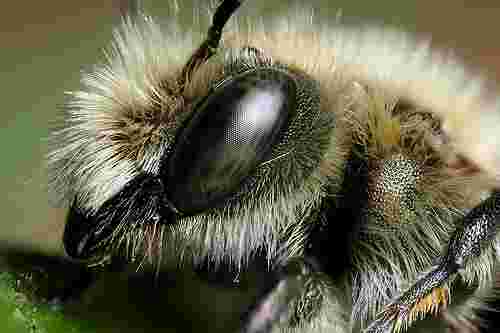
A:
[[48, 0, 500, 332]]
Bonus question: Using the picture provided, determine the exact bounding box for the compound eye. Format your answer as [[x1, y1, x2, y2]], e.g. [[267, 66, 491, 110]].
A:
[[165, 69, 296, 214]]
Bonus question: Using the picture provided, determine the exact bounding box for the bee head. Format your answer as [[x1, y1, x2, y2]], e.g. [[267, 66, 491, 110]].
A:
[[54, 0, 333, 265]]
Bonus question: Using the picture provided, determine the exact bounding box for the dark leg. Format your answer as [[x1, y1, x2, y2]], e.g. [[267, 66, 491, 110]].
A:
[[238, 258, 324, 333], [367, 191, 500, 333]]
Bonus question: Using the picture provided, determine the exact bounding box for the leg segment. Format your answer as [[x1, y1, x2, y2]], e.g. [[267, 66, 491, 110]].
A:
[[366, 191, 500, 333]]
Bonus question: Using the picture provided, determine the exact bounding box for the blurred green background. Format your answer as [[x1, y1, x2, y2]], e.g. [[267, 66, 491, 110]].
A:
[[0, 0, 499, 331]]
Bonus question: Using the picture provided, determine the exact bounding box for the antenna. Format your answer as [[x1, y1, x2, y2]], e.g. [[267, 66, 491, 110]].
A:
[[180, 0, 244, 88]]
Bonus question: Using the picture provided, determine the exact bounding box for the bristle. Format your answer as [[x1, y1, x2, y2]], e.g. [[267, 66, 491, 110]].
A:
[[368, 285, 451, 333], [406, 285, 450, 326], [48, 11, 206, 213]]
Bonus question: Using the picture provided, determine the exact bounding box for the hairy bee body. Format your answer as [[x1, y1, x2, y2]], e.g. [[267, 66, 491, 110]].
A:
[[49, 1, 500, 332]]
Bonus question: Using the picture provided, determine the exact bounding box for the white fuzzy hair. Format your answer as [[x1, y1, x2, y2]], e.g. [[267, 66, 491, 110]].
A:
[[48, 1, 500, 332]]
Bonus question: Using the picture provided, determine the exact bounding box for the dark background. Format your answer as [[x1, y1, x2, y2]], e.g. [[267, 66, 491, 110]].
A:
[[0, 0, 498, 332]]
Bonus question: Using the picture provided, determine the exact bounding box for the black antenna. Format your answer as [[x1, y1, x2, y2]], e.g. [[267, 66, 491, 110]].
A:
[[180, 0, 243, 88]]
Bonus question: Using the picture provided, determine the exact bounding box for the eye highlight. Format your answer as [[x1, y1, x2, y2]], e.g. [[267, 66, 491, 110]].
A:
[[164, 68, 296, 215]]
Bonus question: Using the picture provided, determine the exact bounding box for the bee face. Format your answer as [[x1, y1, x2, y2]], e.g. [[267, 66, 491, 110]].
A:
[[49, 1, 500, 332]]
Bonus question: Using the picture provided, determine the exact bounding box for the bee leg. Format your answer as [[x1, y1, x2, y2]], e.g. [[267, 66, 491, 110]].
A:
[[367, 191, 500, 333], [239, 260, 310, 333]]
